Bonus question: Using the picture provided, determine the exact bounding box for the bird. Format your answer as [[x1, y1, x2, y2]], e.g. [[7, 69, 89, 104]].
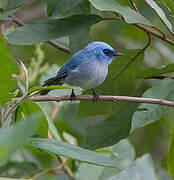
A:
[[40, 41, 123, 101]]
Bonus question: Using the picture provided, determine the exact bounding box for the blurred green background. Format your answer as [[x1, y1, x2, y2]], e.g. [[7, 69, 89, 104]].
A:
[[1, 0, 174, 179]]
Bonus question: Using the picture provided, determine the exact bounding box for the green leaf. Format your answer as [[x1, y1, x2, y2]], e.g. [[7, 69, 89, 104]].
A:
[[68, 0, 90, 54], [132, 78, 174, 131], [98, 139, 135, 180], [5, 0, 31, 10], [145, 0, 173, 32], [28, 138, 121, 168], [167, 127, 174, 176], [0, 161, 39, 178], [89, 0, 151, 25], [47, 117, 62, 141], [0, 113, 41, 166], [138, 64, 174, 78], [75, 163, 103, 180], [82, 103, 138, 150], [108, 154, 156, 180], [0, 7, 19, 20], [15, 100, 48, 138], [163, 0, 174, 15], [47, 0, 84, 16], [78, 49, 144, 118], [28, 85, 72, 95], [7, 14, 102, 45], [0, 36, 19, 106], [109, 139, 135, 169]]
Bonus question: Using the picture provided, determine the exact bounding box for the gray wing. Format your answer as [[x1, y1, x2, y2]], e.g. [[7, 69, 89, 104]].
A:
[[56, 49, 84, 79]]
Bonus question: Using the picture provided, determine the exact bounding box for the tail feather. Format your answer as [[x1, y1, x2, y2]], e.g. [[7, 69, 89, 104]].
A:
[[40, 76, 61, 95]]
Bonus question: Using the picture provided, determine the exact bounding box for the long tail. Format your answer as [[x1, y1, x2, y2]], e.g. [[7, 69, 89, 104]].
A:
[[40, 76, 61, 95]]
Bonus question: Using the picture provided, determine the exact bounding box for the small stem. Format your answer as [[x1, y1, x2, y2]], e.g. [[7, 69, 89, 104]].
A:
[[3, 94, 27, 123], [128, 0, 139, 13], [48, 40, 70, 54], [135, 24, 174, 46], [32, 168, 64, 180]]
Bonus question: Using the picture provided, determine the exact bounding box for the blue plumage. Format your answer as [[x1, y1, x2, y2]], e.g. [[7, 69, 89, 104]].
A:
[[41, 41, 123, 101]]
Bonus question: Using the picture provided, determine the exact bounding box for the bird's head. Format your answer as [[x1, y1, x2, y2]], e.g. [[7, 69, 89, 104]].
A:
[[85, 41, 123, 64]]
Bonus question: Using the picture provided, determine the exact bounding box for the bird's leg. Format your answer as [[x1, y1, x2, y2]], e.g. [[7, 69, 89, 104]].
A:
[[91, 88, 100, 102], [70, 89, 76, 101]]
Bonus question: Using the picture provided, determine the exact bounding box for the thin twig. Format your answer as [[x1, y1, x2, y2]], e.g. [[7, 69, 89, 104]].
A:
[[16, 94, 174, 107], [103, 17, 122, 21], [135, 24, 174, 46], [51, 106, 59, 121], [128, 0, 139, 13], [151, 26, 166, 38], [128, 0, 167, 39], [32, 168, 64, 180], [105, 32, 151, 90], [48, 40, 70, 54]]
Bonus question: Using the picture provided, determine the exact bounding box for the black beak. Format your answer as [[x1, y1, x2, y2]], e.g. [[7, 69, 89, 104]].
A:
[[113, 51, 124, 56]]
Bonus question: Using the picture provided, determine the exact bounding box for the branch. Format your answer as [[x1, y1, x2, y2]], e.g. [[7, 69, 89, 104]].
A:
[[25, 95, 174, 107], [128, 0, 139, 13], [135, 24, 174, 46], [48, 40, 70, 54], [32, 168, 64, 180], [127, 0, 174, 46]]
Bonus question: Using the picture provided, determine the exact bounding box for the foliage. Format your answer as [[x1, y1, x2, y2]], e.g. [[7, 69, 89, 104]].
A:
[[0, 0, 174, 179]]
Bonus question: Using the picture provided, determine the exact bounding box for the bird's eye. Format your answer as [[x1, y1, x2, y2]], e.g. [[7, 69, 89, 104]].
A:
[[103, 49, 111, 56]]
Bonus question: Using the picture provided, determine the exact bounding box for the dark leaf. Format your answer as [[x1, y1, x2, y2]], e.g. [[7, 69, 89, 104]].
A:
[[7, 14, 102, 45]]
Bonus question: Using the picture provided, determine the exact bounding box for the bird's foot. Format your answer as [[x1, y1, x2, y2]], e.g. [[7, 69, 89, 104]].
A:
[[70, 89, 76, 102], [92, 89, 100, 102]]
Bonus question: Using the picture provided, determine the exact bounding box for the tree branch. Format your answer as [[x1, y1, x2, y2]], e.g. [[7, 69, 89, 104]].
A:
[[127, 0, 174, 46], [24, 95, 174, 107], [32, 168, 65, 180]]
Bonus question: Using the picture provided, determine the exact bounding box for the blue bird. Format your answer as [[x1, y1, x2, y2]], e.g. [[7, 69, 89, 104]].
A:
[[40, 41, 123, 101]]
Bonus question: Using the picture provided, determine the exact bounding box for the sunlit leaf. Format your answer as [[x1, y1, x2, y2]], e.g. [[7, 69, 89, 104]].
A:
[[89, 0, 151, 25], [145, 0, 173, 32]]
